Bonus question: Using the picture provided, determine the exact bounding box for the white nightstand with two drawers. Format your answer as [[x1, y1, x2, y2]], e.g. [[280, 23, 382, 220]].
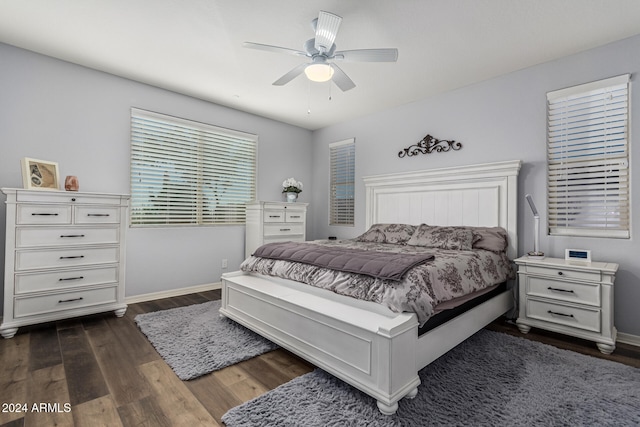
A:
[[515, 256, 618, 354]]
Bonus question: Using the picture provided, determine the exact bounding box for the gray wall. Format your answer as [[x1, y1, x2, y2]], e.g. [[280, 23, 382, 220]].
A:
[[0, 43, 313, 308], [310, 35, 640, 337]]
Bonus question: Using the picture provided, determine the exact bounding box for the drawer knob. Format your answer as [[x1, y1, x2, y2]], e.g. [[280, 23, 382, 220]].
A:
[[71, 198, 76, 202], [557, 271, 564, 276], [548, 287, 574, 293], [58, 297, 84, 303], [547, 310, 574, 318]]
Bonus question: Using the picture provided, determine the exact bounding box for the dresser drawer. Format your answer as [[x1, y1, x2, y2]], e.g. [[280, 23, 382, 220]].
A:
[[15, 266, 118, 293], [264, 210, 285, 222], [16, 205, 72, 225], [526, 277, 600, 306], [15, 246, 119, 271], [285, 211, 305, 222], [74, 206, 120, 224], [264, 223, 304, 237], [16, 192, 121, 205], [526, 299, 600, 333], [16, 227, 119, 247], [14, 286, 118, 318], [263, 235, 305, 245], [526, 265, 601, 282]]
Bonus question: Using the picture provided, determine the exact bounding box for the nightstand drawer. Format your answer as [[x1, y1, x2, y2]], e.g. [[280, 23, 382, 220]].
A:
[[526, 265, 601, 282], [16, 192, 121, 205], [16, 227, 119, 247], [15, 247, 119, 271], [14, 286, 118, 318], [264, 210, 285, 222], [15, 266, 118, 293], [526, 277, 600, 306], [264, 223, 304, 237], [74, 206, 120, 224], [526, 299, 600, 333], [17, 205, 72, 225]]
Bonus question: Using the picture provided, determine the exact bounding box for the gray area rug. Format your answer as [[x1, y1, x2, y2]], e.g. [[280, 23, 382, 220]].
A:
[[135, 300, 278, 380], [222, 330, 640, 426]]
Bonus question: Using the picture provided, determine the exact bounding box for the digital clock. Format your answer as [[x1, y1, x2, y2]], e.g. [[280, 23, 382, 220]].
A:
[[565, 249, 591, 264]]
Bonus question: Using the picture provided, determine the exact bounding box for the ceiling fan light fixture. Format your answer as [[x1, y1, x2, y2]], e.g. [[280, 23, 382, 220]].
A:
[[304, 63, 334, 82]]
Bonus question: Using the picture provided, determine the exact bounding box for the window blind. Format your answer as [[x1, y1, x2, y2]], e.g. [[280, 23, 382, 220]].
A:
[[330, 138, 355, 226], [546, 74, 630, 238], [130, 108, 257, 226]]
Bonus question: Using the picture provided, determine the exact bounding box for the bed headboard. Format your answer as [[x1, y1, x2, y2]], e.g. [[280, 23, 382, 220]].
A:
[[363, 160, 521, 260]]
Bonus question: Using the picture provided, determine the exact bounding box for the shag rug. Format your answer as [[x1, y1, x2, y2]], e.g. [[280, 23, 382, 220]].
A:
[[222, 330, 640, 427], [135, 300, 278, 380]]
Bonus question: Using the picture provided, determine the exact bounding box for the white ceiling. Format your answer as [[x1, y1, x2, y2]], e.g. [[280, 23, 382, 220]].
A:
[[1, 1, 640, 130]]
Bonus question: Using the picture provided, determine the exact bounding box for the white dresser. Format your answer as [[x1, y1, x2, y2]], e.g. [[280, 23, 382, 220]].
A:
[[245, 201, 308, 258], [1, 188, 129, 338], [515, 256, 618, 354]]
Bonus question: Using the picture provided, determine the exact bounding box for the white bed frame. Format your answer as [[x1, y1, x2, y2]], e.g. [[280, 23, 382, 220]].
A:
[[221, 160, 521, 415]]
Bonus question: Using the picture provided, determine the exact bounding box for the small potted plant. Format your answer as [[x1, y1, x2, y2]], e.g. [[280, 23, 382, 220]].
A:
[[282, 177, 303, 202]]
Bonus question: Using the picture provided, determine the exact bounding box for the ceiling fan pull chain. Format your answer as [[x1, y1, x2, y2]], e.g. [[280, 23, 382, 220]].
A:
[[307, 80, 312, 114]]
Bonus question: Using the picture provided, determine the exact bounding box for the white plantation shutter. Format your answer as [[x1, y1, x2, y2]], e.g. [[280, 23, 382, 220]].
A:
[[546, 75, 630, 238], [330, 138, 355, 226], [130, 108, 257, 226]]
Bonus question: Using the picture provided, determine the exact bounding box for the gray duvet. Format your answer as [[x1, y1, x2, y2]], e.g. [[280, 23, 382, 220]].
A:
[[241, 240, 514, 326], [252, 241, 435, 281]]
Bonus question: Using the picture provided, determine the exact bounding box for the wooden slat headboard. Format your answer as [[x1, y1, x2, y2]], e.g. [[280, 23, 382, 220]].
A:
[[363, 160, 521, 260]]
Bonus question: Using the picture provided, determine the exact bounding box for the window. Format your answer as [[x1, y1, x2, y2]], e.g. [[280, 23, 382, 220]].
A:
[[329, 138, 355, 226], [546, 74, 630, 238], [130, 108, 257, 226]]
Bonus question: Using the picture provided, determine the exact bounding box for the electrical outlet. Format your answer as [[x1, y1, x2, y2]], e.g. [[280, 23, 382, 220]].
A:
[[221, 258, 228, 269]]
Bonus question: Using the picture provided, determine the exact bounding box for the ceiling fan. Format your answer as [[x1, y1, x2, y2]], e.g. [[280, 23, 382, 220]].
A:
[[243, 10, 398, 91]]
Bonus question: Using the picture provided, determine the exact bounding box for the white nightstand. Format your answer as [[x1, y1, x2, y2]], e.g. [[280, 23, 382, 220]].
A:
[[515, 256, 618, 354]]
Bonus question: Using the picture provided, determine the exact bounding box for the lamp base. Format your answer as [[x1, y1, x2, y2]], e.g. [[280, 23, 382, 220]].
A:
[[527, 251, 545, 259]]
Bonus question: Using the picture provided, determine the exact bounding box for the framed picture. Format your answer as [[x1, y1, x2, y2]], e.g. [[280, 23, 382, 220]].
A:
[[21, 157, 60, 190]]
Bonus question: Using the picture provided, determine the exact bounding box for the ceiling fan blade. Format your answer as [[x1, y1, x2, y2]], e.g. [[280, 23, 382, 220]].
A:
[[330, 63, 356, 91], [315, 11, 342, 53], [243, 42, 307, 57], [333, 48, 398, 62], [272, 63, 308, 86]]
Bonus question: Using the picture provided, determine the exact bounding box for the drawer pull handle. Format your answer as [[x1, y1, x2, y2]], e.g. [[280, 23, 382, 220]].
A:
[[269, 215, 281, 218], [59, 276, 84, 281], [87, 213, 110, 217], [59, 297, 84, 303], [547, 287, 574, 293], [547, 310, 574, 318], [280, 228, 291, 231], [59, 255, 85, 259], [60, 234, 85, 238], [31, 213, 59, 216]]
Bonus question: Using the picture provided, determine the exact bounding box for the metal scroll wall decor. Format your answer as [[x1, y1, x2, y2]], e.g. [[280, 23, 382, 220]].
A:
[[398, 134, 462, 158]]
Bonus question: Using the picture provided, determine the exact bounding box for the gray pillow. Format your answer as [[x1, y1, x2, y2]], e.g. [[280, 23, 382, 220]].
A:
[[355, 224, 417, 244], [470, 226, 509, 253], [406, 224, 475, 251]]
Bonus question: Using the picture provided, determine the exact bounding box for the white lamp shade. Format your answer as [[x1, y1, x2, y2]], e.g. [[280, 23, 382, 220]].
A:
[[304, 63, 334, 82]]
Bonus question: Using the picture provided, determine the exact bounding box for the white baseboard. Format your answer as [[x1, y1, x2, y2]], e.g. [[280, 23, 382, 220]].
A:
[[617, 332, 640, 348], [125, 282, 222, 305]]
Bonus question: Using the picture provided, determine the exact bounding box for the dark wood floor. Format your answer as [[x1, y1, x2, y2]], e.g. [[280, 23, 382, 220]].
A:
[[1, 290, 638, 426]]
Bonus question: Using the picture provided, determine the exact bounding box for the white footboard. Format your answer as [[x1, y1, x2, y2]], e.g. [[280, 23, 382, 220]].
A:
[[220, 271, 421, 415]]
